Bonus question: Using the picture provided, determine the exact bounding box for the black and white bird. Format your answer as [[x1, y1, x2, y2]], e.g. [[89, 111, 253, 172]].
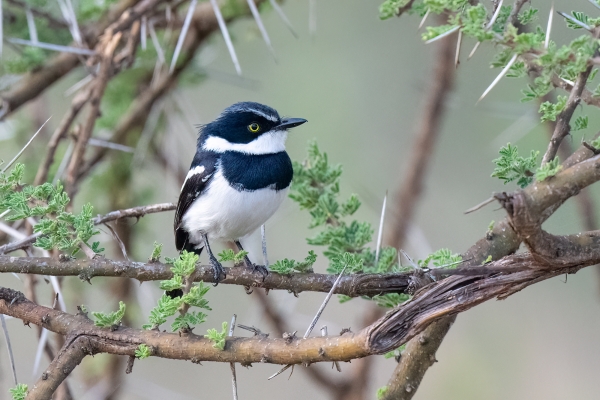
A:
[[174, 102, 307, 282]]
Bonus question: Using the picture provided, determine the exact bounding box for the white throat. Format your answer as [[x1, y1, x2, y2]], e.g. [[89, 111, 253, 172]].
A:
[[202, 130, 288, 155]]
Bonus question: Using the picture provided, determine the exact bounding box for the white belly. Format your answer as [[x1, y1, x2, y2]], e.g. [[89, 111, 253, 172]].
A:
[[182, 169, 287, 244]]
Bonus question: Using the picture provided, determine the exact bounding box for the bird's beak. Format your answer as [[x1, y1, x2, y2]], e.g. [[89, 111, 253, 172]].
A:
[[276, 118, 307, 130]]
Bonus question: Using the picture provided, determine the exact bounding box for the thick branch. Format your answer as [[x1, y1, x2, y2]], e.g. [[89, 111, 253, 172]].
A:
[[380, 316, 454, 400], [0, 286, 370, 364], [27, 336, 90, 400]]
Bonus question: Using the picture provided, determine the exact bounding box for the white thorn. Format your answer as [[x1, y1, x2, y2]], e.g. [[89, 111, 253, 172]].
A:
[[269, 0, 298, 38], [545, 3, 554, 49], [425, 25, 460, 44], [247, 0, 276, 61], [486, 0, 504, 29], [477, 53, 518, 103], [170, 0, 197, 74], [2, 116, 51, 174], [375, 192, 387, 265], [418, 8, 430, 29], [210, 0, 242, 75]]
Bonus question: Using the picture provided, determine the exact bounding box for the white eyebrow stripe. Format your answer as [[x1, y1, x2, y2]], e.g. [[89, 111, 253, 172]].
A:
[[247, 108, 279, 122], [181, 165, 206, 190], [223, 107, 279, 122], [202, 130, 288, 155]]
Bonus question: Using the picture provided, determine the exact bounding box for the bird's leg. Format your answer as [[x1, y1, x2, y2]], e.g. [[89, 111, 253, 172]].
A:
[[234, 240, 269, 280], [203, 234, 225, 284]]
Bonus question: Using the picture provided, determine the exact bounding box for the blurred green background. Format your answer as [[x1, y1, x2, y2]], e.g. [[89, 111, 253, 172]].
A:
[[1, 0, 600, 399]]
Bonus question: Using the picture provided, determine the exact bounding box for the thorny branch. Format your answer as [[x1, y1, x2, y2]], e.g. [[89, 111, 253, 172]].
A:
[[541, 65, 594, 165]]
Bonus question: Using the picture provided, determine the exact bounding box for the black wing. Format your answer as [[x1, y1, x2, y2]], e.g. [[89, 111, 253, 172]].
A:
[[174, 152, 219, 251]]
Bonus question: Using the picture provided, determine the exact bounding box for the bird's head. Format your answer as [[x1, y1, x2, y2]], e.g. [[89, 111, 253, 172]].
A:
[[199, 102, 307, 155]]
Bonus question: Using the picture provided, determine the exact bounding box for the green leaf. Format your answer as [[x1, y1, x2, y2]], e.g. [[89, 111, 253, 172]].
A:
[[143, 295, 182, 329], [572, 115, 588, 131], [535, 158, 562, 181], [172, 311, 208, 331], [564, 11, 590, 30], [217, 249, 248, 264], [205, 322, 228, 350], [135, 344, 152, 359], [171, 251, 198, 277], [539, 96, 567, 122], [377, 386, 389, 400], [92, 301, 126, 328], [150, 241, 163, 262], [418, 248, 462, 269], [383, 344, 406, 359], [270, 250, 318, 274], [518, 8, 538, 25], [181, 282, 212, 310], [9, 383, 28, 400], [379, 0, 411, 20], [491, 143, 538, 188], [159, 275, 184, 292]]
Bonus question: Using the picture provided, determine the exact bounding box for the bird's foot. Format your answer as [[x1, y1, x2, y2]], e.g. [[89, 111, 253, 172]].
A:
[[242, 256, 269, 281], [208, 254, 226, 285]]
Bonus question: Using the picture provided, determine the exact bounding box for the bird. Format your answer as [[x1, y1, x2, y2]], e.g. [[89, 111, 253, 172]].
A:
[[174, 102, 307, 283]]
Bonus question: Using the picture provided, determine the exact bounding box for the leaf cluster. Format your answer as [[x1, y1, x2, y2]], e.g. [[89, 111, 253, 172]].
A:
[[270, 250, 317, 274], [135, 344, 152, 360], [491, 144, 538, 188], [218, 249, 249, 264], [535, 158, 562, 182], [0, 164, 100, 255], [92, 301, 126, 328], [205, 321, 228, 350], [144, 251, 211, 331], [9, 384, 28, 400]]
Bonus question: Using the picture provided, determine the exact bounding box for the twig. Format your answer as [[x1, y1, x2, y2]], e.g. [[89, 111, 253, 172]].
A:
[[0, 314, 18, 385], [269, 267, 347, 380], [34, 89, 89, 185], [464, 196, 495, 214], [229, 314, 238, 400], [542, 65, 593, 165], [2, 116, 51, 173], [508, 0, 530, 26], [65, 32, 123, 198], [5, 0, 68, 29], [260, 224, 269, 268], [321, 326, 341, 372]]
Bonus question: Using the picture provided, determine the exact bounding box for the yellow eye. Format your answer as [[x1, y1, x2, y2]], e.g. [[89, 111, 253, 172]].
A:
[[248, 123, 260, 133]]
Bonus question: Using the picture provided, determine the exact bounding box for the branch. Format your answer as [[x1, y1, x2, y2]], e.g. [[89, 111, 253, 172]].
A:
[[380, 316, 454, 400], [27, 336, 91, 400], [0, 202, 175, 255], [508, 0, 530, 26], [0, 286, 371, 364], [0, 255, 413, 296], [0, 0, 142, 119], [541, 65, 593, 165]]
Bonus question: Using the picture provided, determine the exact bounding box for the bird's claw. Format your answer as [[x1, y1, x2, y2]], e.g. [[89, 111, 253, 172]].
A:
[[243, 258, 268, 281], [209, 256, 226, 286]]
